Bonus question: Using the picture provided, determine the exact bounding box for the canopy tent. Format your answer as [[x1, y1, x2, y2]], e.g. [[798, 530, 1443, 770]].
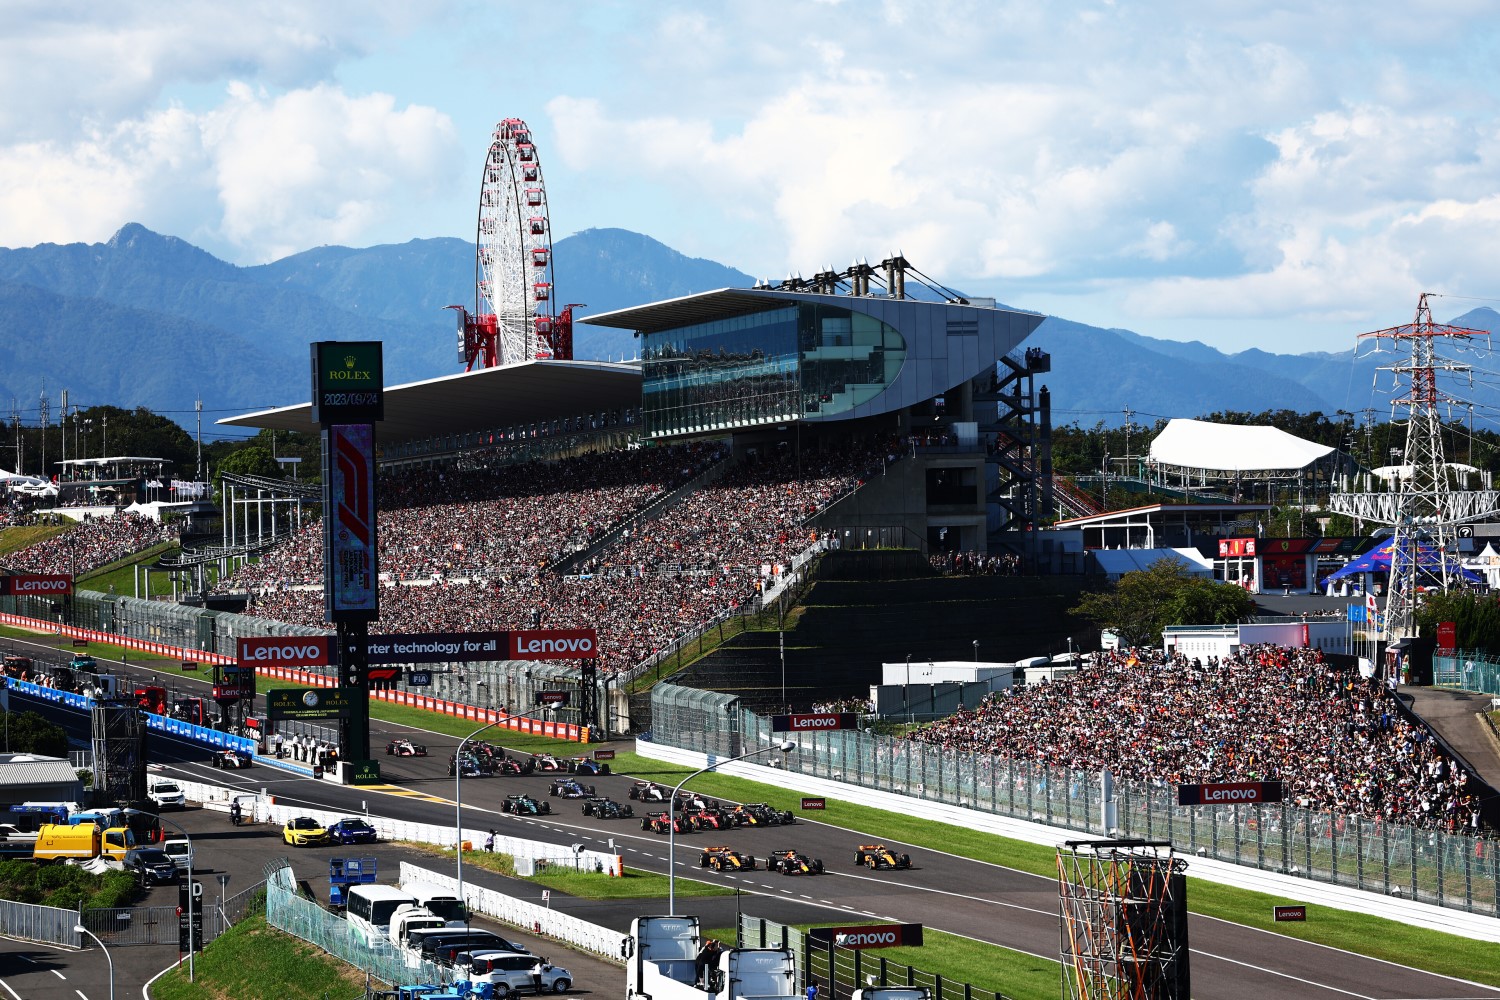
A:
[[0, 468, 46, 488], [1326, 537, 1483, 584], [1089, 547, 1214, 582], [1148, 419, 1335, 473]]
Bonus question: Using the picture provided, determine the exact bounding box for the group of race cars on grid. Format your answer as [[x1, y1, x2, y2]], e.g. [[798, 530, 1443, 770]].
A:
[[432, 744, 613, 779], [695, 844, 914, 875]]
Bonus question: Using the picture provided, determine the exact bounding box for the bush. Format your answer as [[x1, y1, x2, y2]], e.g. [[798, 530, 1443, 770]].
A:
[[0, 858, 140, 909]]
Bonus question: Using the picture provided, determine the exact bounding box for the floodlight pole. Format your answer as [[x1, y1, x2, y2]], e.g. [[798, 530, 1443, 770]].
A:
[[129, 808, 193, 980], [669, 741, 794, 915], [73, 923, 114, 1000], [455, 708, 549, 914]]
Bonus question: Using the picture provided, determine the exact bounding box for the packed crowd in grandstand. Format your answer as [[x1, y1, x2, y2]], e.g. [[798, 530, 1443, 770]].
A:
[[233, 441, 891, 673], [908, 644, 1485, 835], [2, 511, 174, 575]]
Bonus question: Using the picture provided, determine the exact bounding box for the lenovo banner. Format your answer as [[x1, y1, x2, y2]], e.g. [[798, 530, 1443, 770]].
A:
[[238, 636, 334, 668], [509, 628, 598, 659], [366, 630, 507, 664], [809, 923, 923, 950], [771, 712, 857, 733], [0, 574, 74, 597], [1177, 781, 1284, 806]]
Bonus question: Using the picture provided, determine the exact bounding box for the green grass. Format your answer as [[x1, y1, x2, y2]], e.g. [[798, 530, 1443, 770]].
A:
[[397, 842, 732, 899], [609, 751, 1500, 988], [707, 923, 1060, 1000], [77, 541, 180, 597], [150, 913, 367, 1000], [0, 524, 70, 556]]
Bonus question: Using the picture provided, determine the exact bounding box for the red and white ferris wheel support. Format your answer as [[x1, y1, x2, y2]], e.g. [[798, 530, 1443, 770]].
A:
[[447, 117, 578, 369]]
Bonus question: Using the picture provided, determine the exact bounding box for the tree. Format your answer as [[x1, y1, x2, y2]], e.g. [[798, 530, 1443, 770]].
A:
[[1071, 558, 1257, 647], [214, 445, 285, 481], [1417, 592, 1500, 654], [2, 711, 69, 757]]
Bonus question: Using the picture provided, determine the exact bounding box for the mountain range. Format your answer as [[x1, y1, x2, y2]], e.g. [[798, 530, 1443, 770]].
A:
[[1, 223, 1495, 432]]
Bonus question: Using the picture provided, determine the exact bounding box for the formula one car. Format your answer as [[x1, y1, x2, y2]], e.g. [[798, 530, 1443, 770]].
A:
[[529, 753, 568, 772], [743, 803, 795, 826], [674, 790, 717, 812], [567, 755, 611, 776], [449, 754, 491, 778], [642, 811, 691, 835], [853, 844, 913, 870], [628, 781, 668, 802], [581, 796, 634, 819], [385, 739, 428, 757], [502, 794, 552, 816], [210, 748, 253, 769], [766, 849, 823, 875], [686, 806, 733, 832], [549, 778, 596, 799], [699, 846, 757, 871], [494, 754, 535, 776]]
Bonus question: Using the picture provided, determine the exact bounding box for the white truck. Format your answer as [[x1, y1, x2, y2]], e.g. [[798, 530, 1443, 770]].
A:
[[624, 916, 799, 1000], [389, 903, 448, 949]]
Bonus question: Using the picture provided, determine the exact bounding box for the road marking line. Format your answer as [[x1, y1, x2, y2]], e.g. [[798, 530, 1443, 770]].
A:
[[52, 969, 66, 979], [75, 991, 89, 1000], [0, 977, 22, 1000]]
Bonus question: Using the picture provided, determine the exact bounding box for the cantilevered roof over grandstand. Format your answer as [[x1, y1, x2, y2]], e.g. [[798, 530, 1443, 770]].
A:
[[583, 287, 799, 334], [218, 359, 642, 447], [1148, 418, 1336, 473]]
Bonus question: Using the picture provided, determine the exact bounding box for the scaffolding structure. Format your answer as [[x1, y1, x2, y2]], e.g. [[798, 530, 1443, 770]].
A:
[[1057, 839, 1189, 1000], [89, 700, 145, 805]]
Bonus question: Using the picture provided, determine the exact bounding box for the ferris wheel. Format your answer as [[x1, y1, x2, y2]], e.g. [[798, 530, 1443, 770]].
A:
[[451, 117, 577, 370]]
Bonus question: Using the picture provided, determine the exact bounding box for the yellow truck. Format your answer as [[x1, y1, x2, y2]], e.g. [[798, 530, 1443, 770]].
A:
[[32, 822, 135, 862]]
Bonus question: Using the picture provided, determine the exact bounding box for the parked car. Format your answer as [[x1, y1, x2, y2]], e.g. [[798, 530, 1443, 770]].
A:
[[123, 847, 180, 886], [282, 816, 331, 847], [162, 838, 194, 871], [328, 818, 379, 845], [456, 950, 572, 994]]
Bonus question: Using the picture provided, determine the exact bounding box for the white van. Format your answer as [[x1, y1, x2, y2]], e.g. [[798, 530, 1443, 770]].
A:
[[162, 838, 194, 872], [403, 881, 468, 927], [390, 904, 447, 949]]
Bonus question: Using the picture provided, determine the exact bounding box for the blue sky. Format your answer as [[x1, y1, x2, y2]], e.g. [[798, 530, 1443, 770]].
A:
[[4, 1, 1500, 354]]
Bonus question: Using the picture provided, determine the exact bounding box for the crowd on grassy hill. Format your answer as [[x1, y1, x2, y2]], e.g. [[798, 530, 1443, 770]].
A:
[[3, 511, 174, 575], [907, 644, 1486, 835], [237, 442, 889, 674]]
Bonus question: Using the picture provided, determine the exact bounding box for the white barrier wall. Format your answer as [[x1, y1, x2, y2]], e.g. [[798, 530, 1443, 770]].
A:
[[400, 862, 625, 964], [166, 775, 624, 876], [636, 741, 1500, 944]]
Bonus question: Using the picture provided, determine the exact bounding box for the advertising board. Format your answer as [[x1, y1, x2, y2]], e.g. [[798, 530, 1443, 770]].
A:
[[323, 423, 379, 621], [1177, 781, 1284, 806], [771, 712, 857, 733], [266, 688, 353, 721], [310, 341, 384, 424], [0, 574, 73, 596], [808, 923, 923, 950]]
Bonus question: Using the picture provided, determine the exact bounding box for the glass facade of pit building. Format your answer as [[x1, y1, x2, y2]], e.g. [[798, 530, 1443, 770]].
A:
[[641, 303, 907, 438]]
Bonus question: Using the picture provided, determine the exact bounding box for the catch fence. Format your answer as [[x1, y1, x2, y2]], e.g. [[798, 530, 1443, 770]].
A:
[[654, 683, 1500, 917], [738, 913, 1014, 1000]]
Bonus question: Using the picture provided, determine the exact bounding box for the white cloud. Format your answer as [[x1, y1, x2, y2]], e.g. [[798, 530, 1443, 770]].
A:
[[0, 83, 461, 262]]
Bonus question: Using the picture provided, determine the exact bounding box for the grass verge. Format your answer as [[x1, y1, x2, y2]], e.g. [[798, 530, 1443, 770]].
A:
[[397, 842, 733, 899], [706, 923, 1059, 1000], [150, 913, 367, 1000], [0, 524, 71, 556]]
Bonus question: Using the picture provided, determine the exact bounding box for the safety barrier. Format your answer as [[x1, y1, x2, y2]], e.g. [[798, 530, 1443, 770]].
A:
[[8, 678, 256, 754], [0, 897, 79, 948], [399, 862, 625, 964], [0, 610, 234, 665]]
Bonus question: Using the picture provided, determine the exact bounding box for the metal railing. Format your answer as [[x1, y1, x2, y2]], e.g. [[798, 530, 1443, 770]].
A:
[[739, 913, 1013, 1000], [80, 904, 179, 946], [0, 898, 79, 947], [653, 683, 1500, 917]]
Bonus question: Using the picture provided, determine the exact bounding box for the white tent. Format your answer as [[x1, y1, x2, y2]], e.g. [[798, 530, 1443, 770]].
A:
[[1148, 419, 1334, 473], [0, 468, 46, 488], [1090, 547, 1214, 582]]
